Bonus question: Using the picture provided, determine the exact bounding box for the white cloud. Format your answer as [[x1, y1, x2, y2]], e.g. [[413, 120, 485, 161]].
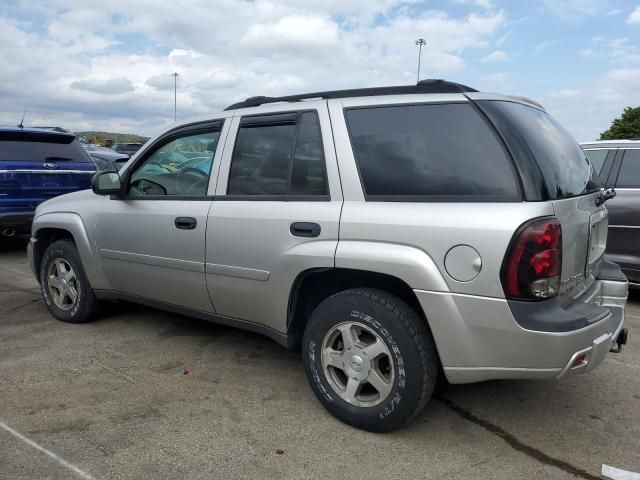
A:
[[627, 6, 640, 24], [543, 0, 608, 23], [533, 41, 555, 54], [542, 69, 640, 141], [481, 50, 508, 62], [587, 36, 640, 64], [549, 89, 581, 99], [241, 15, 339, 50], [479, 72, 506, 84], [0, 2, 510, 134], [70, 78, 134, 94], [605, 68, 640, 88], [605, 9, 622, 15], [453, 0, 493, 8]]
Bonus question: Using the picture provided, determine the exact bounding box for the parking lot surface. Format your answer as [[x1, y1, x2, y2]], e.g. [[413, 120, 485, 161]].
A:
[[1, 241, 638, 480]]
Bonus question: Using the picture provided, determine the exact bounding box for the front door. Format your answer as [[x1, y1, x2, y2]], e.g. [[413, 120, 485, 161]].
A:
[[95, 120, 228, 312], [205, 104, 342, 333]]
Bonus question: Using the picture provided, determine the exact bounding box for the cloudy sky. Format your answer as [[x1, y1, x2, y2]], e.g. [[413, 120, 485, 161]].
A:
[[1, 0, 639, 141]]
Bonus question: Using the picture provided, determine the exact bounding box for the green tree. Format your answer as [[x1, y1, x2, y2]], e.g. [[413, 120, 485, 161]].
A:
[[600, 106, 640, 140]]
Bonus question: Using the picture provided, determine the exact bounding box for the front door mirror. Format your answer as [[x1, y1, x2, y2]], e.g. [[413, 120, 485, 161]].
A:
[[91, 171, 122, 196]]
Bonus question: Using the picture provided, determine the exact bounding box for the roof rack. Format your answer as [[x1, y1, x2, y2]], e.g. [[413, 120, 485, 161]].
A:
[[224, 79, 477, 110]]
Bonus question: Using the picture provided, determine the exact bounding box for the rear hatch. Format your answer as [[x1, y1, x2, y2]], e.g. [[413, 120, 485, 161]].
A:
[[0, 130, 96, 213], [478, 100, 607, 302]]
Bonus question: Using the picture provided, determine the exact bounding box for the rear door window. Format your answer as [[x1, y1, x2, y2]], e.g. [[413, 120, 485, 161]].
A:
[[616, 150, 640, 188], [345, 103, 519, 200], [227, 111, 328, 197]]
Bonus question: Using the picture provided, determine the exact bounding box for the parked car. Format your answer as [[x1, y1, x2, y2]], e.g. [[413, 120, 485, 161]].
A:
[[111, 142, 144, 156], [581, 140, 640, 286], [83, 144, 130, 171], [28, 80, 628, 432], [0, 127, 96, 238]]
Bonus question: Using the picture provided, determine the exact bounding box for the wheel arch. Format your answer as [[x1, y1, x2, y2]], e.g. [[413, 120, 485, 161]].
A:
[[287, 267, 433, 350], [31, 213, 106, 288]]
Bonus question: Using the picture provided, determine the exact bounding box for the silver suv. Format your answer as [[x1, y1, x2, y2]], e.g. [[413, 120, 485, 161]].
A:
[[28, 80, 629, 432]]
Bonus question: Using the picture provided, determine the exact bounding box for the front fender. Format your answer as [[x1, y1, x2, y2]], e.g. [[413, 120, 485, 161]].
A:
[[335, 241, 449, 292], [32, 212, 109, 290]]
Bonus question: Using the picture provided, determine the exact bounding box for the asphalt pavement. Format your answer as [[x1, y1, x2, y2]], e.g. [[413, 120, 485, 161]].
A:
[[1, 240, 638, 480]]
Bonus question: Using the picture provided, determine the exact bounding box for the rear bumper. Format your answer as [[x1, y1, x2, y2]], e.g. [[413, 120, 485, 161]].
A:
[[0, 211, 34, 233], [415, 264, 628, 384]]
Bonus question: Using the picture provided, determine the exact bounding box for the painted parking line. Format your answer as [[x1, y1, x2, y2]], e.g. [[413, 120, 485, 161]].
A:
[[602, 464, 640, 480], [0, 420, 96, 480]]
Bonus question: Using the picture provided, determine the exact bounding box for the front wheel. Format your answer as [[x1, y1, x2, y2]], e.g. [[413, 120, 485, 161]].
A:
[[40, 239, 98, 323], [302, 288, 438, 432]]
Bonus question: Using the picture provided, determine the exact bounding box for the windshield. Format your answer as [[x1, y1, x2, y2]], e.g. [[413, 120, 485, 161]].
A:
[[483, 101, 594, 199]]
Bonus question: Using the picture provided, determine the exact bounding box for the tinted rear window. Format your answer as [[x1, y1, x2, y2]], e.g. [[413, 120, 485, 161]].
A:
[[345, 103, 519, 200], [483, 101, 592, 199], [0, 138, 92, 162]]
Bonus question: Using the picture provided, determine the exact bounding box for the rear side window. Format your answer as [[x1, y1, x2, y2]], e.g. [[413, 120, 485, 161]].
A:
[[616, 150, 640, 188], [0, 137, 91, 162], [345, 103, 519, 200], [481, 101, 592, 199], [228, 111, 328, 196]]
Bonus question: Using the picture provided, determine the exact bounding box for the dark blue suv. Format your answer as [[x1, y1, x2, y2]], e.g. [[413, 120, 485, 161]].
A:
[[0, 127, 96, 237]]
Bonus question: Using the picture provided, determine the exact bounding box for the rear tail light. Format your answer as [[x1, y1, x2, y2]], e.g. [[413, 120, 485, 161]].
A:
[[501, 218, 562, 300]]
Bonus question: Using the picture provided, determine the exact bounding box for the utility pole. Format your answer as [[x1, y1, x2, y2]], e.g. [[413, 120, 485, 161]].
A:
[[172, 72, 179, 122], [415, 38, 426, 83]]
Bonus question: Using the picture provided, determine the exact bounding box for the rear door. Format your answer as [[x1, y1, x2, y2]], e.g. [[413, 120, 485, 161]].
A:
[[0, 132, 96, 214], [607, 149, 640, 283], [205, 102, 342, 333]]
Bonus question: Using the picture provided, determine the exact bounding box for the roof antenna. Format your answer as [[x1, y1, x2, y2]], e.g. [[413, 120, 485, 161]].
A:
[[18, 108, 26, 129]]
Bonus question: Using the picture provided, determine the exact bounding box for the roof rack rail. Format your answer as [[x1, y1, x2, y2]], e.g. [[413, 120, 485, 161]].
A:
[[224, 79, 477, 110]]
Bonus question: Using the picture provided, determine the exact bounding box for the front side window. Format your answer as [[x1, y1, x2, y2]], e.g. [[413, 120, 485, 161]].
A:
[[227, 111, 328, 196], [345, 103, 519, 199], [129, 130, 220, 196], [616, 150, 640, 188]]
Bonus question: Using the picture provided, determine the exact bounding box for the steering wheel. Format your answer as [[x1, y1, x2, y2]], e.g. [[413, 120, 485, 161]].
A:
[[180, 168, 209, 195], [181, 167, 209, 178]]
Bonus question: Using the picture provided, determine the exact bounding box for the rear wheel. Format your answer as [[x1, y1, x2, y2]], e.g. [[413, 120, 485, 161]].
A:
[[302, 288, 438, 432], [40, 239, 97, 323]]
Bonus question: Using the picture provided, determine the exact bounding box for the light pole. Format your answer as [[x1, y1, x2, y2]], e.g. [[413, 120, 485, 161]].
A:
[[172, 72, 179, 122], [415, 38, 426, 83]]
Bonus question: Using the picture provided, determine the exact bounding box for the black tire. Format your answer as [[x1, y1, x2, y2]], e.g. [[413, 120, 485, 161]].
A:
[[39, 239, 98, 323], [302, 288, 438, 432]]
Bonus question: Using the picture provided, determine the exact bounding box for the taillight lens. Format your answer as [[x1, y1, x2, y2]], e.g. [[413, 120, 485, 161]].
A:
[[502, 218, 562, 300]]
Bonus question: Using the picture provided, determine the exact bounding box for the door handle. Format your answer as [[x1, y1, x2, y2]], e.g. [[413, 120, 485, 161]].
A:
[[290, 222, 321, 238], [175, 217, 197, 230]]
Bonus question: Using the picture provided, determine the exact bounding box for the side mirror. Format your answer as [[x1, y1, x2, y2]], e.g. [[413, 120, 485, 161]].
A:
[[91, 171, 122, 196]]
